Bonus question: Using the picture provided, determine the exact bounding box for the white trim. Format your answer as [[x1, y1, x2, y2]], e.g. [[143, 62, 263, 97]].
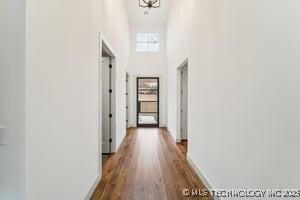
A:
[[99, 33, 117, 170], [166, 127, 177, 143], [84, 176, 101, 200], [159, 124, 167, 128], [176, 58, 188, 142], [100, 34, 116, 58], [187, 153, 221, 200], [176, 139, 181, 143], [177, 58, 188, 70]]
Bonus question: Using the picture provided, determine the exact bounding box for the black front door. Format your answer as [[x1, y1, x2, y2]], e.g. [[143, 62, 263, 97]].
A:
[[137, 77, 159, 127]]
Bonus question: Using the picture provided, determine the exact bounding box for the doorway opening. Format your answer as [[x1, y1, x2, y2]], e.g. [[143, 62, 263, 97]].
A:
[[100, 39, 116, 166], [136, 77, 159, 127], [177, 59, 188, 152], [180, 65, 188, 140]]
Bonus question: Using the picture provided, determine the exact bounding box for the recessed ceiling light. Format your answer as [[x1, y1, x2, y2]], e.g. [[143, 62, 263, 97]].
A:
[[144, 11, 149, 15]]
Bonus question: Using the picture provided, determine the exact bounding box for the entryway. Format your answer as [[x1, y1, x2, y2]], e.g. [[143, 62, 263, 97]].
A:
[[136, 77, 159, 127], [177, 60, 188, 145], [180, 65, 188, 141], [100, 40, 116, 165]]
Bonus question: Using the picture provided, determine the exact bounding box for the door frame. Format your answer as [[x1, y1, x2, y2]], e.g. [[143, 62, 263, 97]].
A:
[[99, 34, 116, 171], [136, 77, 160, 128], [176, 58, 188, 143]]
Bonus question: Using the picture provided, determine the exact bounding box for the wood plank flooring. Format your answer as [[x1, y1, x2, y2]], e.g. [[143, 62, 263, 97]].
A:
[[91, 128, 211, 200]]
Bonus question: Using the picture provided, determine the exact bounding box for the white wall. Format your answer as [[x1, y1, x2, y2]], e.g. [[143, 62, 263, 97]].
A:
[[25, 0, 130, 199], [0, 0, 26, 199], [128, 25, 167, 127], [100, 0, 130, 150], [166, 0, 194, 139], [167, 0, 300, 195]]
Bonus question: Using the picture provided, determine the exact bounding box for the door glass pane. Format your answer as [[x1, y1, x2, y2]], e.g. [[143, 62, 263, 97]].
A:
[[138, 79, 158, 90], [138, 113, 158, 125], [140, 102, 157, 113], [138, 90, 158, 101]]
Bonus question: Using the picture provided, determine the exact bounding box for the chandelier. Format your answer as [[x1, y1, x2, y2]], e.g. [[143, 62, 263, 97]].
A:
[[139, 0, 161, 10]]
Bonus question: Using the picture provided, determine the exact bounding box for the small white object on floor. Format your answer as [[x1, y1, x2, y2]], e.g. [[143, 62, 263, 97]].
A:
[[139, 116, 157, 124]]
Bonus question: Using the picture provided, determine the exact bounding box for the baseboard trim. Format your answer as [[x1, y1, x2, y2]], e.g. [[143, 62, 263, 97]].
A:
[[84, 176, 101, 200], [187, 154, 221, 200], [166, 127, 177, 143], [176, 139, 181, 143]]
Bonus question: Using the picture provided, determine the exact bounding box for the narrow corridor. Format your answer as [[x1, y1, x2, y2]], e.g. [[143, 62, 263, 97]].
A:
[[91, 128, 210, 200]]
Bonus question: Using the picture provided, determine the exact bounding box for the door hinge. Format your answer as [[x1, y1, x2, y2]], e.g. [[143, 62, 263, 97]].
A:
[[109, 114, 112, 118], [109, 64, 112, 69], [109, 138, 112, 143], [109, 89, 112, 93]]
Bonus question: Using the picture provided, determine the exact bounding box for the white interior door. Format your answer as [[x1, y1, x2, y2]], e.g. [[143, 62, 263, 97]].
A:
[[181, 66, 188, 140], [102, 57, 110, 153]]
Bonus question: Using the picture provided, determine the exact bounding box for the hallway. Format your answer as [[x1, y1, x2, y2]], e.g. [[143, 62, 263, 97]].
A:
[[91, 128, 210, 200], [2, 0, 300, 199]]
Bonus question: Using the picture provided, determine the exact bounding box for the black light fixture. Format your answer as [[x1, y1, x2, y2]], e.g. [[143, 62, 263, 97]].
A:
[[139, 0, 160, 10]]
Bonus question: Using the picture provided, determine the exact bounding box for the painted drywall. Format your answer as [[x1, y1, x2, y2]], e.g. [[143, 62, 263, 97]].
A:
[[167, 0, 300, 195], [0, 0, 26, 199], [25, 0, 130, 199], [166, 0, 194, 140], [100, 0, 130, 150], [128, 25, 167, 127]]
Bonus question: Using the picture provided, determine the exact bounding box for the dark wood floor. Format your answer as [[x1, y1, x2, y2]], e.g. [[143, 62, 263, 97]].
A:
[[177, 139, 188, 155], [91, 128, 210, 200]]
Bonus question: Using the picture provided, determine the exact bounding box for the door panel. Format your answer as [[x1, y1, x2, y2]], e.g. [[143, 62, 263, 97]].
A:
[[102, 57, 110, 153], [181, 66, 188, 139], [140, 102, 158, 113]]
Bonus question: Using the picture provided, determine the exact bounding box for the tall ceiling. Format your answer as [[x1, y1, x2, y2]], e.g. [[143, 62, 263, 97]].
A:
[[126, 0, 171, 25]]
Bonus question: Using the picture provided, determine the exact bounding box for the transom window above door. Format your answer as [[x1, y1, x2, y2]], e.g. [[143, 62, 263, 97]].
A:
[[136, 33, 160, 52]]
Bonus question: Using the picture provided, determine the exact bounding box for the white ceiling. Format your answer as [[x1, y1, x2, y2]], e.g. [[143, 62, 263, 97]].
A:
[[126, 0, 171, 25]]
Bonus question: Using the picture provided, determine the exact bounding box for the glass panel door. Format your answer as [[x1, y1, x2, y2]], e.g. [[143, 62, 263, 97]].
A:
[[137, 77, 159, 127]]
